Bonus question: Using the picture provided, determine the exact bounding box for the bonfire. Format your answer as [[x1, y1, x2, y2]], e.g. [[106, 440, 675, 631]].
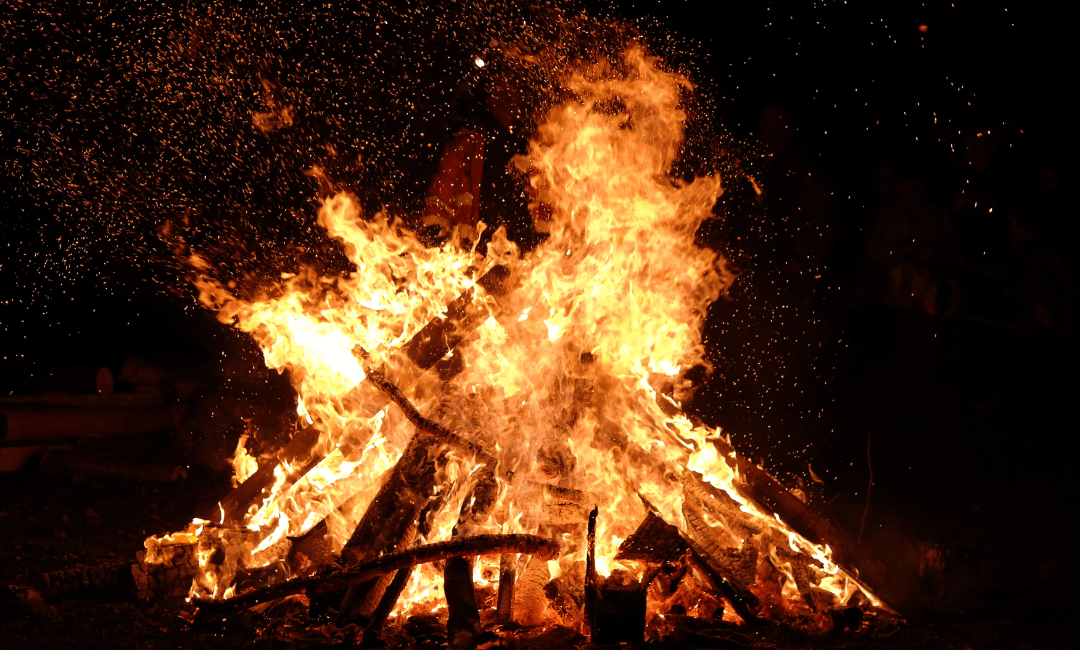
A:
[[136, 46, 897, 646]]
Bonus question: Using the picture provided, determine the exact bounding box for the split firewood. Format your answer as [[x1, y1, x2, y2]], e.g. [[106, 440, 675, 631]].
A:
[[495, 552, 516, 621], [192, 534, 558, 623]]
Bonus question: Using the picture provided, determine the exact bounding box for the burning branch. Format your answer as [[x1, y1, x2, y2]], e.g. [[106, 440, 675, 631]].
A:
[[192, 534, 558, 622]]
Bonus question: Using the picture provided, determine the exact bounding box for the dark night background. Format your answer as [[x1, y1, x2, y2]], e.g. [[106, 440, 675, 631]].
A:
[[1, 0, 1077, 645]]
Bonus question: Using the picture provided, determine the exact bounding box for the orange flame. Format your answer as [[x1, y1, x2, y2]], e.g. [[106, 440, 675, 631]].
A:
[[146, 45, 880, 623]]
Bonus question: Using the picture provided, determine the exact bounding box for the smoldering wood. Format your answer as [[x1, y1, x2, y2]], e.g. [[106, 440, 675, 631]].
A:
[[133, 545, 199, 600], [41, 558, 132, 596], [40, 449, 187, 483], [192, 534, 559, 623]]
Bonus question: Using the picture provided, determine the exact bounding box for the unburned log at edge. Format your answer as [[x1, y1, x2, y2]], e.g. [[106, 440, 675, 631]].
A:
[[192, 534, 558, 623]]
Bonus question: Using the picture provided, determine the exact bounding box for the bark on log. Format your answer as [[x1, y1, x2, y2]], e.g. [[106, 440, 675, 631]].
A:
[[192, 534, 558, 622]]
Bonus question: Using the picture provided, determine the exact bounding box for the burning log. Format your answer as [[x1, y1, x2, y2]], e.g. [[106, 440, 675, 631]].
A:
[[211, 426, 322, 524], [192, 534, 558, 623], [206, 263, 513, 525], [583, 505, 598, 635], [444, 469, 499, 648], [495, 553, 516, 622], [512, 554, 550, 627], [621, 508, 764, 627], [336, 432, 444, 621], [364, 367, 497, 468], [705, 437, 891, 609], [363, 494, 449, 638]]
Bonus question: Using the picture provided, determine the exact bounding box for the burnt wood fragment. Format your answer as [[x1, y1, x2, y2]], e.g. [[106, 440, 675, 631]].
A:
[[616, 511, 690, 564], [583, 506, 598, 636]]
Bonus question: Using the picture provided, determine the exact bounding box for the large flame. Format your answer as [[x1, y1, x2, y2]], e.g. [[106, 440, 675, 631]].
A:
[[145, 46, 878, 628]]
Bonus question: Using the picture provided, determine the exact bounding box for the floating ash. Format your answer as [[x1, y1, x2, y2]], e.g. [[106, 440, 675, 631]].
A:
[[138, 46, 896, 641]]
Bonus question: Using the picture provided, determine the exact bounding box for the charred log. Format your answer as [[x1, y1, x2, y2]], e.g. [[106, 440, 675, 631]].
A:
[[363, 489, 451, 638], [583, 505, 598, 635], [337, 432, 444, 622], [495, 553, 516, 622]]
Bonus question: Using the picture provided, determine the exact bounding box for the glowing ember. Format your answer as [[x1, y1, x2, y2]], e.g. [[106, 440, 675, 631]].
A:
[[142, 45, 885, 632]]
